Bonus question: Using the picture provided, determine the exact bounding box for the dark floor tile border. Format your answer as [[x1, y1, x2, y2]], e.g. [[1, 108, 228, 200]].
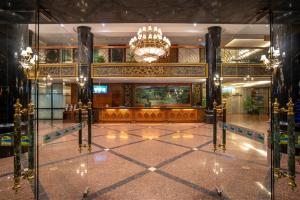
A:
[[100, 125, 147, 133], [197, 140, 213, 149], [155, 170, 231, 200], [155, 140, 213, 169], [0, 171, 13, 178], [41, 149, 104, 168], [197, 149, 233, 159], [192, 133, 213, 138], [155, 149, 194, 168], [154, 124, 200, 133], [86, 170, 149, 200], [44, 138, 77, 146], [90, 134, 106, 138], [127, 132, 144, 138], [109, 150, 150, 168], [92, 141, 150, 168], [90, 142, 106, 149], [157, 131, 177, 138], [128, 128, 176, 138], [197, 149, 269, 168], [0, 149, 104, 178], [151, 127, 180, 133], [92, 125, 119, 133], [110, 139, 147, 150], [154, 139, 192, 149]]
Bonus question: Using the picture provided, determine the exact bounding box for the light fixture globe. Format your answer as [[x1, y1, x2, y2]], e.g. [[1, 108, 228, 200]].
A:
[[129, 25, 171, 63]]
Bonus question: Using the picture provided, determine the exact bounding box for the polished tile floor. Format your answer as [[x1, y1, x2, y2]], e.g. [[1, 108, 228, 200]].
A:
[[227, 114, 269, 134], [0, 122, 299, 200], [227, 114, 270, 134]]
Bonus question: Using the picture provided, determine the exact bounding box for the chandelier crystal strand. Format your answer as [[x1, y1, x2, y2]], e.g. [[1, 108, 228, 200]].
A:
[[260, 46, 281, 71], [129, 25, 171, 63], [19, 47, 38, 73]]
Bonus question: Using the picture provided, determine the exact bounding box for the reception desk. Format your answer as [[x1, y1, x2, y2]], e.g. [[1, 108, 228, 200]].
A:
[[96, 107, 204, 123]]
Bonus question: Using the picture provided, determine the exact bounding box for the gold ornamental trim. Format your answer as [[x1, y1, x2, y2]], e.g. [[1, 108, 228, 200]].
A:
[[28, 63, 78, 79], [92, 63, 208, 78], [221, 63, 271, 77]]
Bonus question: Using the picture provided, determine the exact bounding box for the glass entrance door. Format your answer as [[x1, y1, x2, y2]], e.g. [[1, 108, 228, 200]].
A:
[[34, 19, 95, 199], [207, 25, 273, 199]]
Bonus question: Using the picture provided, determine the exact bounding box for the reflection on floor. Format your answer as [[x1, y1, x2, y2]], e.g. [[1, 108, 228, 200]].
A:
[[227, 114, 270, 134], [0, 121, 299, 200]]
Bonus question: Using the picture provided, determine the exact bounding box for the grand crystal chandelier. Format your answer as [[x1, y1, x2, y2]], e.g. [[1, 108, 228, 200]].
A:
[[260, 47, 281, 71], [129, 25, 171, 63], [19, 47, 38, 74]]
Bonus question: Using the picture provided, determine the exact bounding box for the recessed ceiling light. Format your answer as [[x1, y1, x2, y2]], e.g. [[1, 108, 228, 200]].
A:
[[193, 23, 197, 27], [60, 24, 64, 27], [102, 23, 105, 27]]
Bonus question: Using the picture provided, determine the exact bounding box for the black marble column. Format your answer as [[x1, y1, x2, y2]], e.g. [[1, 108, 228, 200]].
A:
[[271, 13, 300, 157], [0, 24, 29, 124], [77, 26, 93, 103], [0, 24, 29, 157], [205, 26, 222, 123], [272, 23, 300, 105]]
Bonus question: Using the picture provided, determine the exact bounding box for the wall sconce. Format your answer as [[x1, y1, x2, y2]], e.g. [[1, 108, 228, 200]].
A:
[[76, 75, 87, 87], [19, 47, 38, 76], [42, 74, 53, 86], [261, 46, 281, 71], [213, 74, 223, 87], [243, 74, 254, 81]]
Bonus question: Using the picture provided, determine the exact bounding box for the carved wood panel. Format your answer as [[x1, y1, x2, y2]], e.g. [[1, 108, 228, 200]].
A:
[[134, 109, 166, 122], [167, 109, 198, 122], [101, 109, 132, 122]]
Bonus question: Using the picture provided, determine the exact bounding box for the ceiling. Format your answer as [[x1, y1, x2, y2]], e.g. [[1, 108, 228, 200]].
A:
[[38, 0, 298, 24], [1, 0, 299, 24], [31, 23, 270, 46]]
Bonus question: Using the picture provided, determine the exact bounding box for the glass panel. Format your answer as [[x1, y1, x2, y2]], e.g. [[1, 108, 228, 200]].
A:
[[209, 24, 272, 200], [36, 21, 91, 199]]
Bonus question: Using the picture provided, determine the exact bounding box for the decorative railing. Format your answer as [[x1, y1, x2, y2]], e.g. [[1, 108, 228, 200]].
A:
[[28, 63, 77, 79], [221, 63, 271, 77], [28, 63, 271, 79], [92, 63, 208, 78]]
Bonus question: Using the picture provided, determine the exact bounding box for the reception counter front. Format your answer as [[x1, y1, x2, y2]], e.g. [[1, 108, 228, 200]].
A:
[[96, 107, 204, 123]]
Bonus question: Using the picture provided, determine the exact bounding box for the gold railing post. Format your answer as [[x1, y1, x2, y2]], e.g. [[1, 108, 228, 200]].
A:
[[286, 98, 296, 190], [78, 99, 83, 153], [26, 101, 35, 181], [273, 98, 282, 180], [213, 100, 217, 152], [87, 100, 92, 152], [221, 100, 226, 152], [12, 99, 22, 192]]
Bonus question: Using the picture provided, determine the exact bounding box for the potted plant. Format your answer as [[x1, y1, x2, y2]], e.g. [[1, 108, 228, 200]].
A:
[[94, 54, 105, 63], [243, 95, 258, 114]]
